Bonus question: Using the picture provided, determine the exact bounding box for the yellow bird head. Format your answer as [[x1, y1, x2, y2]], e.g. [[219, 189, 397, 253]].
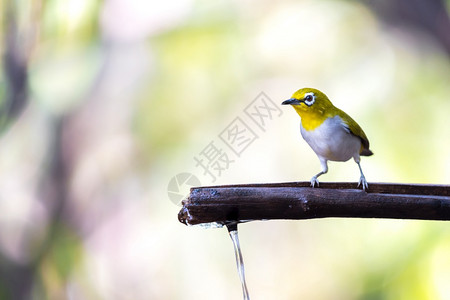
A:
[[281, 88, 334, 116], [282, 87, 338, 131]]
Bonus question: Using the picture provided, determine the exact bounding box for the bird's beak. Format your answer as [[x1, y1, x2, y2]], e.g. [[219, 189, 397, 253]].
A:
[[281, 98, 301, 105]]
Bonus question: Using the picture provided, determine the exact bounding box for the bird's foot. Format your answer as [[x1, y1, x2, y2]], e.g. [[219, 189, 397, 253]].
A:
[[358, 175, 369, 191], [310, 176, 320, 188]]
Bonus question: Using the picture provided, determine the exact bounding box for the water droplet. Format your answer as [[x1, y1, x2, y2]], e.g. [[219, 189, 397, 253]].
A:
[[191, 222, 225, 229], [227, 224, 250, 300]]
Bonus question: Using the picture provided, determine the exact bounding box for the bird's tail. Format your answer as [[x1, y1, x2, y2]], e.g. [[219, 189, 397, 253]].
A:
[[360, 149, 373, 156]]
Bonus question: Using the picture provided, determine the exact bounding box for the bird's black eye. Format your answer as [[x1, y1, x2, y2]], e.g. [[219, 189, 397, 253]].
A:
[[303, 93, 315, 106]]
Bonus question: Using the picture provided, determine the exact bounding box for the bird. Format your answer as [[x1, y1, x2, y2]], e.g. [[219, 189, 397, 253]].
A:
[[281, 88, 373, 190]]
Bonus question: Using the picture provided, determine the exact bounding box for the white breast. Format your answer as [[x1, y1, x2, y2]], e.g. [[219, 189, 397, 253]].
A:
[[300, 115, 361, 162]]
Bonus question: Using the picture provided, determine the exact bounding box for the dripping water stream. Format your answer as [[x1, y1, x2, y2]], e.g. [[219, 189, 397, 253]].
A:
[[227, 223, 250, 300]]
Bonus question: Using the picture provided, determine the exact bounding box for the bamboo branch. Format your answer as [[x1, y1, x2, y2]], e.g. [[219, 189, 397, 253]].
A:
[[178, 182, 450, 226]]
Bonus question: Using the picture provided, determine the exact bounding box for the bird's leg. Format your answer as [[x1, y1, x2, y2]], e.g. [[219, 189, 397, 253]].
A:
[[356, 161, 368, 191], [310, 171, 324, 187], [310, 159, 328, 187]]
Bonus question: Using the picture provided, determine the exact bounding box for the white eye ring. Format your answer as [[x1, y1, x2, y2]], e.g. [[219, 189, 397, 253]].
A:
[[304, 92, 315, 106]]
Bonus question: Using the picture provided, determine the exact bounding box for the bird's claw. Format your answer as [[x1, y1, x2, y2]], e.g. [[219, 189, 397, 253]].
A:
[[358, 175, 369, 191], [310, 176, 320, 188]]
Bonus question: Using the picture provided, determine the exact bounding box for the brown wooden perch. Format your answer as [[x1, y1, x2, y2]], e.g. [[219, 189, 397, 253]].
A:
[[178, 182, 450, 226]]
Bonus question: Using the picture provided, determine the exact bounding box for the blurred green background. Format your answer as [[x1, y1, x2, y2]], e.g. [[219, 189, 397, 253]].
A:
[[0, 0, 449, 299]]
